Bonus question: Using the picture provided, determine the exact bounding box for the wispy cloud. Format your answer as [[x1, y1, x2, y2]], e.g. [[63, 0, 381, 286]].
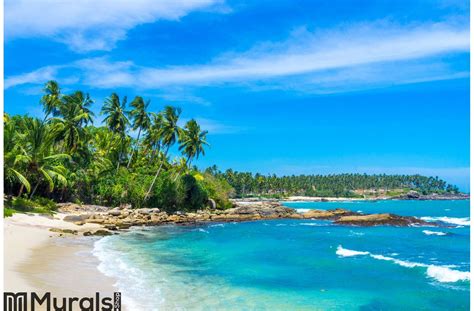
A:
[[5, 21, 469, 92], [179, 117, 246, 134], [5, 0, 226, 52]]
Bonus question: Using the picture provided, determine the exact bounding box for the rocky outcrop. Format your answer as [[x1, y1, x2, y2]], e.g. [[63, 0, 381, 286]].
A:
[[301, 208, 357, 219], [393, 191, 469, 201], [58, 200, 438, 232], [334, 213, 432, 227]]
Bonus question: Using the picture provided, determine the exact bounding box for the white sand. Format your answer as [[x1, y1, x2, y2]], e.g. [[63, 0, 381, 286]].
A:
[[4, 213, 117, 295]]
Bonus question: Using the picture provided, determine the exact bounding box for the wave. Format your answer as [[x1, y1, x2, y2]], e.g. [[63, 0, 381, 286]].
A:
[[92, 237, 163, 310], [336, 245, 369, 257], [422, 230, 447, 236], [296, 208, 311, 213], [198, 228, 209, 233], [336, 246, 469, 283], [420, 216, 470, 226]]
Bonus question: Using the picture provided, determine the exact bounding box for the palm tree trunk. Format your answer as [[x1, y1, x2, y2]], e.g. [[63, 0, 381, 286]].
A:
[[173, 156, 191, 182], [127, 128, 142, 169], [18, 184, 24, 197], [30, 179, 42, 199], [143, 146, 170, 202], [116, 137, 124, 173]]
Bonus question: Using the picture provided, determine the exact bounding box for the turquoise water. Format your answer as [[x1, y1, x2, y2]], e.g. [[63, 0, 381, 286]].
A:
[[93, 200, 470, 310]]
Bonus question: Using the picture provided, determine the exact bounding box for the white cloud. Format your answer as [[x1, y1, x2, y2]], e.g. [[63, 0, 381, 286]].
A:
[[5, 0, 225, 52], [179, 117, 245, 134], [5, 22, 469, 92]]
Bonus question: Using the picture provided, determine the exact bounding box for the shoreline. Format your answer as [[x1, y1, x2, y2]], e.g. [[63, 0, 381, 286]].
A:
[[4, 213, 119, 304], [3, 198, 467, 308]]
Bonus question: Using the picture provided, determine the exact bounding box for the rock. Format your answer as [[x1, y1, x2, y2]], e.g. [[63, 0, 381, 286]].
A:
[[406, 191, 421, 199], [49, 228, 78, 235], [63, 214, 91, 222], [334, 213, 432, 227], [302, 209, 356, 219], [208, 198, 217, 209], [136, 208, 152, 215], [108, 210, 121, 216], [83, 230, 112, 236]]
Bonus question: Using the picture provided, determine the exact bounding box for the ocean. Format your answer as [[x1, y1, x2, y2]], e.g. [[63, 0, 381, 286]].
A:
[[93, 200, 470, 310]]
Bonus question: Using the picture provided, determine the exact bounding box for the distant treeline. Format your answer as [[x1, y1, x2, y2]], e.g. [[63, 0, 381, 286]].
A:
[[204, 166, 460, 198]]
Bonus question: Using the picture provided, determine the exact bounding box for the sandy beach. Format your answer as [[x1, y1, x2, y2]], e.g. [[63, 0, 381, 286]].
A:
[[4, 213, 118, 301]]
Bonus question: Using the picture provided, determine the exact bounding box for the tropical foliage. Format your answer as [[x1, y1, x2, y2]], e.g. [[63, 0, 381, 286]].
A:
[[4, 81, 232, 211], [207, 167, 460, 198]]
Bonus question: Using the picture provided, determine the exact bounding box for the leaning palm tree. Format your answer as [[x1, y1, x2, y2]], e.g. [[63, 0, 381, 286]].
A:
[[101, 93, 129, 172], [144, 106, 182, 201], [127, 96, 151, 168], [174, 119, 209, 181], [40, 80, 62, 121]]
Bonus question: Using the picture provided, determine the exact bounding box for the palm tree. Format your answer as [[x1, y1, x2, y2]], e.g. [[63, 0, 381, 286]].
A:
[[4, 114, 31, 195], [51, 91, 95, 153], [143, 112, 164, 163], [174, 119, 209, 181], [101, 93, 129, 172], [21, 118, 70, 198], [127, 96, 151, 168], [144, 106, 182, 201], [40, 81, 62, 121]]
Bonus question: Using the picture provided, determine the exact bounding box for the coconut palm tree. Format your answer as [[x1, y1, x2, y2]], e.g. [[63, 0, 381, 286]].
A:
[[40, 81, 62, 121], [174, 119, 209, 181], [179, 119, 209, 165], [127, 96, 151, 168], [144, 106, 182, 201], [143, 112, 164, 163], [101, 93, 129, 172], [51, 91, 95, 153], [4, 114, 31, 195], [20, 118, 70, 198]]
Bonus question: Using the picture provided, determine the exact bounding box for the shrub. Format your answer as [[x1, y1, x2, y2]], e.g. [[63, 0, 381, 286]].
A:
[[179, 174, 208, 212]]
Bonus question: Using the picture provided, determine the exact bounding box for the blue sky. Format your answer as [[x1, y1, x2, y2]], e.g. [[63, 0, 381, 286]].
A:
[[4, 0, 470, 190]]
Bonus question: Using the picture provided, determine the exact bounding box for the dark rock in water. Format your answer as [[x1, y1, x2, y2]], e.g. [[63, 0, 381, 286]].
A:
[[406, 191, 421, 199], [394, 191, 469, 201], [83, 230, 112, 236], [334, 213, 433, 227], [302, 208, 357, 220]]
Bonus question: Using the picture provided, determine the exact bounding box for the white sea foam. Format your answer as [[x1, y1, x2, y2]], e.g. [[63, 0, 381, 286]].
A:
[[422, 230, 447, 236], [426, 266, 470, 282], [336, 245, 369, 257], [299, 223, 321, 226], [336, 245, 470, 283], [209, 224, 225, 228], [296, 208, 311, 213], [198, 228, 209, 233], [420, 216, 470, 226], [92, 237, 163, 310]]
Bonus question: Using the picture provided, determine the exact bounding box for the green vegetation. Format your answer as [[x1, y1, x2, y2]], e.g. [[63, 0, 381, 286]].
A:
[[4, 81, 232, 213], [206, 167, 460, 198], [4, 197, 58, 215]]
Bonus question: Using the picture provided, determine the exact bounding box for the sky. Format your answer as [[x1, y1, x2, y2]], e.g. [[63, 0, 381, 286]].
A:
[[4, 0, 470, 191]]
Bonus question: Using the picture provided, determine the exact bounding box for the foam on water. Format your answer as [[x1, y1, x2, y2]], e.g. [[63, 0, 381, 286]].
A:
[[336, 245, 369, 257], [336, 246, 470, 283], [422, 230, 447, 236], [420, 217, 470, 226]]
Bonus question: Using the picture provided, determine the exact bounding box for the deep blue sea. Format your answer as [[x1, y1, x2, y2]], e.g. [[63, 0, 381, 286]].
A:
[[93, 200, 470, 310]]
